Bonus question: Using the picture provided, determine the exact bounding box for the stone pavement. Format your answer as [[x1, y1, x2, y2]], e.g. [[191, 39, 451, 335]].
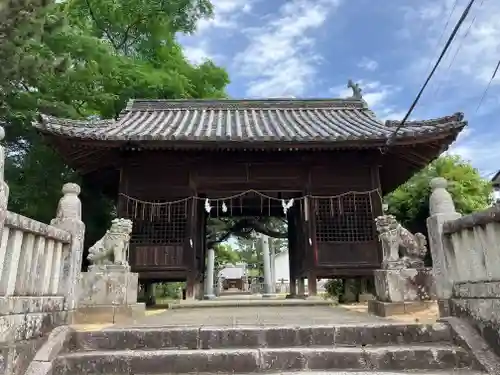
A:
[[114, 305, 386, 328]]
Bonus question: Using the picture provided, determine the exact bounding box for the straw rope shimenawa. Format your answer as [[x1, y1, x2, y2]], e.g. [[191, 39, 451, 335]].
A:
[[118, 189, 384, 221]]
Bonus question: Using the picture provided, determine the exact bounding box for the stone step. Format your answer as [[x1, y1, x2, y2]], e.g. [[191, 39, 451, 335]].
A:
[[54, 344, 480, 374], [236, 372, 486, 375], [238, 372, 486, 375], [70, 322, 453, 351]]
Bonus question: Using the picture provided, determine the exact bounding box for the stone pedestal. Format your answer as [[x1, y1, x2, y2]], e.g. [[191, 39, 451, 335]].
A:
[[358, 277, 375, 302], [74, 265, 145, 324], [368, 267, 435, 317], [342, 278, 359, 303]]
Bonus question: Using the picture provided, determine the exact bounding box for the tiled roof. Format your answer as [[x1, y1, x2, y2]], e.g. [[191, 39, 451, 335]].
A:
[[35, 98, 466, 144]]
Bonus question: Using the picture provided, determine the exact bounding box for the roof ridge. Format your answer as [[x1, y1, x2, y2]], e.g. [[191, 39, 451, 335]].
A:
[[123, 98, 367, 112], [384, 112, 465, 127]]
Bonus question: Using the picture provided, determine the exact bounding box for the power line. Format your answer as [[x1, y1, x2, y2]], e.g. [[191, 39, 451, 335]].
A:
[[424, 0, 458, 80], [386, 0, 477, 147], [432, 8, 479, 98], [475, 59, 500, 113]]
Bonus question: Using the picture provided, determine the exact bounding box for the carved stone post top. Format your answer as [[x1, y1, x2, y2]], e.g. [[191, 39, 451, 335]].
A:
[[62, 183, 81, 196], [429, 177, 457, 216], [430, 177, 448, 190], [52, 182, 82, 223], [0, 125, 6, 183]]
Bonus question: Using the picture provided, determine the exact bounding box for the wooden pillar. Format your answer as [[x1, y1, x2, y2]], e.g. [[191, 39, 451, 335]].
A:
[[184, 198, 201, 300], [307, 270, 318, 297], [144, 282, 156, 306], [186, 273, 198, 300], [370, 162, 384, 265], [297, 278, 305, 296]]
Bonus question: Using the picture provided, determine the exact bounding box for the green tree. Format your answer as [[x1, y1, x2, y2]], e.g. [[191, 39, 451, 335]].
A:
[[236, 235, 260, 272], [213, 243, 239, 281], [385, 155, 493, 236], [1, 0, 229, 255], [214, 243, 239, 268]]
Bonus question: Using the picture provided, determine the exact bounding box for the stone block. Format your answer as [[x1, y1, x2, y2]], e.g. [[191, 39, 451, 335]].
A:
[[364, 345, 474, 371], [74, 265, 143, 324], [0, 336, 46, 375], [71, 327, 200, 351], [333, 322, 451, 346], [73, 303, 145, 324], [368, 299, 435, 317], [453, 280, 500, 299], [373, 267, 434, 303], [24, 361, 53, 375], [358, 293, 375, 302], [33, 326, 73, 362], [77, 266, 138, 306], [0, 297, 65, 315], [449, 297, 500, 359]]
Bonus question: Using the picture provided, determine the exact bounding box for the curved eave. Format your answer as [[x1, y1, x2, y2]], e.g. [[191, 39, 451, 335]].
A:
[[34, 113, 466, 149]]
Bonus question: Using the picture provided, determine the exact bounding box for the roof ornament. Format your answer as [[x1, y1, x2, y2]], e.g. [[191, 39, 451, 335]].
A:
[[347, 79, 363, 100]]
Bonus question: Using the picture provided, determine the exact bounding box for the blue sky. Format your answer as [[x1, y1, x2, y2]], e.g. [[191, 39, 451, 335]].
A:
[[179, 0, 500, 178]]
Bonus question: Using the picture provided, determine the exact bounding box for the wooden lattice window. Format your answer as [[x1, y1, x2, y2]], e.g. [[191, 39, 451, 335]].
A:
[[313, 193, 375, 243], [121, 199, 189, 245]]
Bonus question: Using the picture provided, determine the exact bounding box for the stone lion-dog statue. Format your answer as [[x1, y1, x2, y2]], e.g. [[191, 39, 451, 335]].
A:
[[87, 218, 133, 266], [375, 214, 427, 269]]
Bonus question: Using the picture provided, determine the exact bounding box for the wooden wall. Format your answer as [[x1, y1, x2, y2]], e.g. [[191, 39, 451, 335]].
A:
[[119, 149, 383, 280], [120, 150, 379, 197]]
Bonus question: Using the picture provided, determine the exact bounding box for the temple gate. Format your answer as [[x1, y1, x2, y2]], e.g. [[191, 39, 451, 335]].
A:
[[33, 92, 466, 298]]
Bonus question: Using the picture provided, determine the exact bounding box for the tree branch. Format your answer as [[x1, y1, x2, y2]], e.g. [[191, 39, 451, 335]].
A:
[[83, 0, 119, 51], [206, 217, 287, 249], [117, 17, 142, 51]]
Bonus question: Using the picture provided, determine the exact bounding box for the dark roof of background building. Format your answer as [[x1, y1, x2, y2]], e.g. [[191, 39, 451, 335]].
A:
[[492, 170, 500, 187], [35, 98, 466, 144]]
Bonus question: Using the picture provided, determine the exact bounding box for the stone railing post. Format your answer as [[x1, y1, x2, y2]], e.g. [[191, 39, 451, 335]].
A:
[[50, 183, 85, 313], [0, 126, 12, 290], [426, 177, 460, 316], [0, 126, 9, 252]]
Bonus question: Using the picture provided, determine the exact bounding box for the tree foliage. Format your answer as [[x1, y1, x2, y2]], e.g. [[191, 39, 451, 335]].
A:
[[206, 216, 287, 250], [385, 155, 493, 235], [213, 243, 239, 272], [1, 0, 229, 250], [2, 0, 293, 259]]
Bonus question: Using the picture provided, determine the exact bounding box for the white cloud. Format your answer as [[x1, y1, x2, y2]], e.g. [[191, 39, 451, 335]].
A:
[[183, 43, 212, 65], [399, 0, 500, 175], [197, 0, 254, 32], [181, 0, 254, 64], [401, 0, 500, 90], [234, 0, 342, 97], [329, 80, 404, 120], [358, 57, 378, 71]]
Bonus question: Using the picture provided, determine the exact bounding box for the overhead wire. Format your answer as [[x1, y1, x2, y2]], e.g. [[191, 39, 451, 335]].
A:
[[386, 0, 478, 147], [424, 0, 459, 81], [475, 0, 499, 114], [475, 60, 500, 113], [433, 0, 484, 99]]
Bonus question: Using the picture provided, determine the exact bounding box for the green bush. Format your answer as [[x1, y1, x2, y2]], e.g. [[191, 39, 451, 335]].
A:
[[155, 282, 184, 299], [324, 279, 343, 299]]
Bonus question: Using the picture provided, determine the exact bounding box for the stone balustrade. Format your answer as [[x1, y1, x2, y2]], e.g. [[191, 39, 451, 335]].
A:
[[442, 204, 500, 284], [0, 125, 85, 375], [426, 177, 500, 358], [0, 212, 71, 297]]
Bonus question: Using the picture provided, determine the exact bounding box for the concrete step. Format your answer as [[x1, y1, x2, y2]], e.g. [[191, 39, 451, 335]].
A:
[[53, 344, 480, 374], [69, 322, 453, 351]]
